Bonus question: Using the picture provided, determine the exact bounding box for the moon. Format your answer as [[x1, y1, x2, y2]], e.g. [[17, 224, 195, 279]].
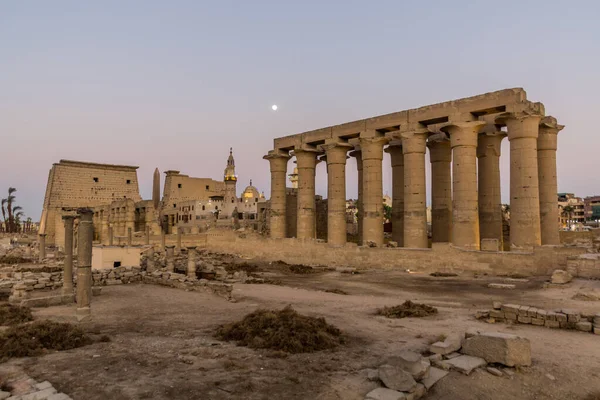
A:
[[271, 105, 278, 111]]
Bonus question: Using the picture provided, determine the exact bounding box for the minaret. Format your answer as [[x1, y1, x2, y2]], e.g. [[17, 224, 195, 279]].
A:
[[152, 168, 161, 210], [224, 148, 237, 207]]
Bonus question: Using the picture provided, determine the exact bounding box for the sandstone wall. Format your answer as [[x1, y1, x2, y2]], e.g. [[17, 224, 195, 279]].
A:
[[40, 160, 141, 247], [162, 171, 225, 209]]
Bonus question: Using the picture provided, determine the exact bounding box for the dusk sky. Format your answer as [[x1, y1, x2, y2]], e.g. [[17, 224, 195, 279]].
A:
[[2, 1, 599, 221]]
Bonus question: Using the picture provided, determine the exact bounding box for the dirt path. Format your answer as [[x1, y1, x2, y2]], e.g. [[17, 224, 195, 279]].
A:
[[2, 267, 600, 400]]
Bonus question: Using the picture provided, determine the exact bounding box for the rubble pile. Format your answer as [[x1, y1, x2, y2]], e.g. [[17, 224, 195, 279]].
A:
[[364, 329, 531, 400]]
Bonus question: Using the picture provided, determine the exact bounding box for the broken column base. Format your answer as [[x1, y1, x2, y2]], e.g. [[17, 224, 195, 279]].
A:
[[76, 307, 91, 322]]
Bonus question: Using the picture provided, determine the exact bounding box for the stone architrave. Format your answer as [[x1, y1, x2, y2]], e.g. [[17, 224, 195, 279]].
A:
[[38, 234, 46, 262], [402, 130, 428, 248], [386, 143, 404, 246], [538, 117, 563, 245], [62, 216, 75, 295], [263, 150, 290, 239], [187, 246, 197, 279], [76, 208, 94, 321], [428, 139, 452, 243], [477, 129, 506, 246], [497, 113, 543, 249], [294, 147, 319, 240], [349, 150, 363, 245], [442, 121, 486, 250], [360, 136, 388, 247], [165, 245, 175, 272], [320, 142, 352, 247]]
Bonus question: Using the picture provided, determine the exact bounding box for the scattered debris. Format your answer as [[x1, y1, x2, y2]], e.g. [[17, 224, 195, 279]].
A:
[[215, 305, 344, 353], [376, 301, 438, 319], [430, 272, 458, 277], [572, 288, 600, 301], [430, 333, 464, 355], [444, 355, 487, 375], [323, 288, 348, 295]]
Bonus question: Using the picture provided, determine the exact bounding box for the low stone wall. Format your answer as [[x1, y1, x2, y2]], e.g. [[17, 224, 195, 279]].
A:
[[4, 271, 64, 302], [203, 231, 587, 276], [567, 254, 600, 279], [478, 302, 599, 334]]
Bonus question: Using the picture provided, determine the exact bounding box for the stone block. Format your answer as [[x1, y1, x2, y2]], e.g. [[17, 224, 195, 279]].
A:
[[405, 383, 425, 400], [576, 321, 592, 332], [492, 301, 502, 310], [564, 310, 581, 323], [461, 332, 531, 367], [594, 327, 600, 335], [431, 358, 452, 371], [21, 387, 57, 400], [445, 355, 487, 375], [365, 388, 407, 400], [488, 283, 515, 289], [33, 284, 46, 289], [475, 310, 490, 319], [531, 318, 544, 326], [518, 306, 530, 316], [378, 365, 417, 392], [387, 350, 429, 380], [429, 332, 464, 355], [0, 391, 9, 400], [47, 394, 72, 400], [536, 309, 548, 319], [490, 310, 504, 319], [105, 279, 123, 285], [504, 312, 518, 321], [551, 269, 572, 284], [501, 304, 520, 313], [546, 311, 557, 321], [527, 307, 538, 317], [555, 313, 567, 323], [545, 320, 560, 329], [481, 239, 500, 251], [421, 367, 449, 390], [35, 381, 53, 391], [486, 367, 503, 377], [517, 316, 531, 324]]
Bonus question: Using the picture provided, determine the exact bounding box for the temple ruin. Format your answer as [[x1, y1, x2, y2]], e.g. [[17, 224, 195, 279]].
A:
[[264, 88, 562, 252]]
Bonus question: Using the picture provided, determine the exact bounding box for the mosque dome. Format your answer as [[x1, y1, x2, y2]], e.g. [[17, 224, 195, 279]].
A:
[[242, 179, 260, 200]]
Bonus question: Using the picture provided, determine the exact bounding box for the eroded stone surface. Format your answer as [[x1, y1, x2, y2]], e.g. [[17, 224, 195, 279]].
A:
[[461, 332, 531, 367], [445, 355, 487, 375]]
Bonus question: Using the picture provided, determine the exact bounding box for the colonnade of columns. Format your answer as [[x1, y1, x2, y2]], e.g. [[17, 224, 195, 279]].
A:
[[264, 113, 563, 251]]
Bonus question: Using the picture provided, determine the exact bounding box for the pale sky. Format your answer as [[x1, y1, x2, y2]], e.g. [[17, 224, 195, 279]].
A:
[[1, 1, 599, 221]]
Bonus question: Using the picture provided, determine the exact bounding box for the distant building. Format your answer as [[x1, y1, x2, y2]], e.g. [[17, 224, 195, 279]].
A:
[[584, 196, 600, 221], [558, 193, 586, 228]]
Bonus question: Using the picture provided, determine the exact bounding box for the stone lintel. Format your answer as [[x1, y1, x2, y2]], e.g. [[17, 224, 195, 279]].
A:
[[263, 149, 291, 160]]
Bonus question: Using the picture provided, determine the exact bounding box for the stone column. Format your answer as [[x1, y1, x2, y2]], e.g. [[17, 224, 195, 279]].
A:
[[428, 139, 452, 243], [38, 234, 46, 262], [108, 226, 113, 246], [76, 208, 93, 321], [177, 228, 182, 251], [385, 144, 404, 246], [443, 121, 485, 250], [165, 245, 175, 272], [187, 246, 197, 279], [499, 113, 543, 249], [263, 150, 290, 239], [349, 150, 363, 245], [295, 148, 319, 239], [127, 227, 132, 246], [145, 225, 150, 245], [161, 229, 166, 249], [321, 143, 351, 246], [477, 131, 506, 246], [62, 216, 75, 295], [538, 116, 564, 245], [360, 136, 387, 247], [402, 131, 428, 248]]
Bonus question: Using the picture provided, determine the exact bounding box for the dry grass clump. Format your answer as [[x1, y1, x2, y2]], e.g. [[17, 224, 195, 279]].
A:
[[289, 264, 314, 274], [225, 262, 260, 274], [0, 320, 92, 361], [0, 256, 31, 264], [376, 300, 438, 319], [216, 305, 344, 353], [430, 271, 458, 277], [0, 304, 33, 326]]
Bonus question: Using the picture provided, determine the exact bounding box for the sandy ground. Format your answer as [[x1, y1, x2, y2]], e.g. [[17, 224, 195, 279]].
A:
[[2, 263, 600, 400]]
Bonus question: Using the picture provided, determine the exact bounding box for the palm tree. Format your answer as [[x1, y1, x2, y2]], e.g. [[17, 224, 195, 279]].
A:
[[6, 187, 16, 232], [15, 211, 24, 232], [0, 198, 6, 232]]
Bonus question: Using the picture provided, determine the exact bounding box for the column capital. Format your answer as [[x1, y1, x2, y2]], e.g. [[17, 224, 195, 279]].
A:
[[319, 142, 352, 164], [495, 112, 542, 140], [401, 131, 428, 154], [165, 245, 176, 249], [385, 143, 404, 167], [263, 149, 291, 161], [39, 233, 47, 237], [359, 137, 388, 160], [427, 139, 452, 163], [62, 215, 76, 221], [441, 121, 486, 148], [77, 208, 94, 217], [538, 116, 564, 151], [477, 132, 507, 158]]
